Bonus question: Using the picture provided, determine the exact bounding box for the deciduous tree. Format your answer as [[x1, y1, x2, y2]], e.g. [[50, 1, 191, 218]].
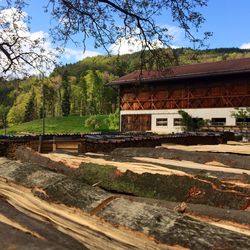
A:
[[47, 0, 211, 68], [231, 108, 250, 133], [0, 1, 57, 77], [1, 0, 211, 76]]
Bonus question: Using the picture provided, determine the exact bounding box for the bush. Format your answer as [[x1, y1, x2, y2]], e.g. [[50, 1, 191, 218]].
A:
[[84, 115, 101, 130], [178, 110, 205, 132], [84, 115, 111, 131], [107, 109, 119, 130]]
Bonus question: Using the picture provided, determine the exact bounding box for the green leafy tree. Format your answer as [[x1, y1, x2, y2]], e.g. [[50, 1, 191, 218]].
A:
[[231, 108, 250, 122], [84, 115, 108, 131], [50, 75, 63, 117], [7, 92, 30, 125], [101, 72, 119, 114], [84, 70, 118, 115], [84, 70, 101, 114], [70, 84, 85, 116], [231, 108, 250, 132]]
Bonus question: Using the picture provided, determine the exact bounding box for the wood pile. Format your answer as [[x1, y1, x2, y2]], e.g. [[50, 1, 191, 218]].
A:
[[0, 156, 250, 249], [0, 132, 230, 155]]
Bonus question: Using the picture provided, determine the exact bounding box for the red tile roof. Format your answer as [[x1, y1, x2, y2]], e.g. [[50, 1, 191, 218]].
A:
[[109, 58, 250, 85]]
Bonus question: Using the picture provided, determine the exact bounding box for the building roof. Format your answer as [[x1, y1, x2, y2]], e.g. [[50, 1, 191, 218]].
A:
[[109, 57, 250, 85]]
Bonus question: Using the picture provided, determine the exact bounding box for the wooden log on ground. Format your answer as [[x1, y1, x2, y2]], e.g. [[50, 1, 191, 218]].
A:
[[74, 163, 250, 210], [15, 147, 250, 210], [111, 147, 250, 171], [0, 157, 250, 250], [0, 198, 87, 250]]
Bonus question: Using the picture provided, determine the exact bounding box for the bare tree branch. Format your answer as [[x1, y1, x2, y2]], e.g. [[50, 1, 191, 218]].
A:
[[45, 0, 211, 69]]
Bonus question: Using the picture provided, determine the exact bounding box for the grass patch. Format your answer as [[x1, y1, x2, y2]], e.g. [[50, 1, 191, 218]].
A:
[[0, 115, 118, 135]]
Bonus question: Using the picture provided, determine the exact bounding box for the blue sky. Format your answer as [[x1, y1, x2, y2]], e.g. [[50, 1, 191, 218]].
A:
[[199, 0, 250, 48], [23, 0, 250, 64]]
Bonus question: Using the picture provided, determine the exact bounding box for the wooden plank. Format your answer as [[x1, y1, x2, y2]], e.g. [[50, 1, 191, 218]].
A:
[[55, 142, 79, 150], [120, 76, 250, 110]]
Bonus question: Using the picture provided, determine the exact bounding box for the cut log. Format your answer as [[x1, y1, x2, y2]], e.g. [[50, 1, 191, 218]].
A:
[[161, 143, 250, 155], [0, 198, 87, 250], [111, 147, 250, 170], [14, 147, 250, 210], [0, 157, 250, 250]]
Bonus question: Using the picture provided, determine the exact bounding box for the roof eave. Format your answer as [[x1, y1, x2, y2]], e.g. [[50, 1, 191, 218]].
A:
[[108, 69, 250, 86]]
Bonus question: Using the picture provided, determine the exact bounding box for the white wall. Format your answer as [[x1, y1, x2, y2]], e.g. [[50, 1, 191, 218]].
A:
[[120, 107, 245, 133]]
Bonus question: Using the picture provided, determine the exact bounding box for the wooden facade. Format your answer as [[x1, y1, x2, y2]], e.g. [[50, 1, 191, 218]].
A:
[[110, 58, 250, 132], [120, 74, 250, 111], [121, 114, 151, 132]]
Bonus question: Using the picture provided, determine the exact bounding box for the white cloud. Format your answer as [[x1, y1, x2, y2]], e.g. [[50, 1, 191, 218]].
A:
[[110, 37, 147, 55], [62, 48, 101, 62], [240, 43, 250, 49], [109, 25, 184, 55], [164, 25, 183, 41]]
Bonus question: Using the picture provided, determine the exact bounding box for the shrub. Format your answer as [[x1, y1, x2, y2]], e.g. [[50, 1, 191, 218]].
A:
[[107, 109, 119, 130], [84, 115, 101, 130], [178, 110, 205, 132]]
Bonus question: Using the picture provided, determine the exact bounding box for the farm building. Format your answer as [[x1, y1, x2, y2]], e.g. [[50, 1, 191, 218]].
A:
[[109, 58, 250, 133]]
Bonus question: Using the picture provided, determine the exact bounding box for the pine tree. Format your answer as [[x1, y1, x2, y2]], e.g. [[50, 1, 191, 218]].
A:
[[0, 105, 9, 135], [61, 70, 70, 116], [24, 97, 36, 122]]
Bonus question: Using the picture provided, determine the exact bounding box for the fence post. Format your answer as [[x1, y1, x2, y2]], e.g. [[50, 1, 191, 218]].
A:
[[38, 135, 42, 153]]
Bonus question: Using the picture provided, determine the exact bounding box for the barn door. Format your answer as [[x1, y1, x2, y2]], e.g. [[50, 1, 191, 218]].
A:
[[121, 114, 151, 132]]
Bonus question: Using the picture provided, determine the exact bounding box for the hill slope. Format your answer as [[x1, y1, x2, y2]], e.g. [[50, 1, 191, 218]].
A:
[[0, 115, 115, 134], [1, 47, 250, 130]]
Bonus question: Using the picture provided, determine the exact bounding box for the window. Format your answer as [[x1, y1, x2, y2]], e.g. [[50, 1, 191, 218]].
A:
[[211, 118, 226, 126], [236, 118, 250, 126], [156, 118, 168, 126], [174, 118, 182, 126]]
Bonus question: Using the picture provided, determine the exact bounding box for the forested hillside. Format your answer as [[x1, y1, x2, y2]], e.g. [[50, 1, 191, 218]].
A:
[[1, 47, 250, 128]]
